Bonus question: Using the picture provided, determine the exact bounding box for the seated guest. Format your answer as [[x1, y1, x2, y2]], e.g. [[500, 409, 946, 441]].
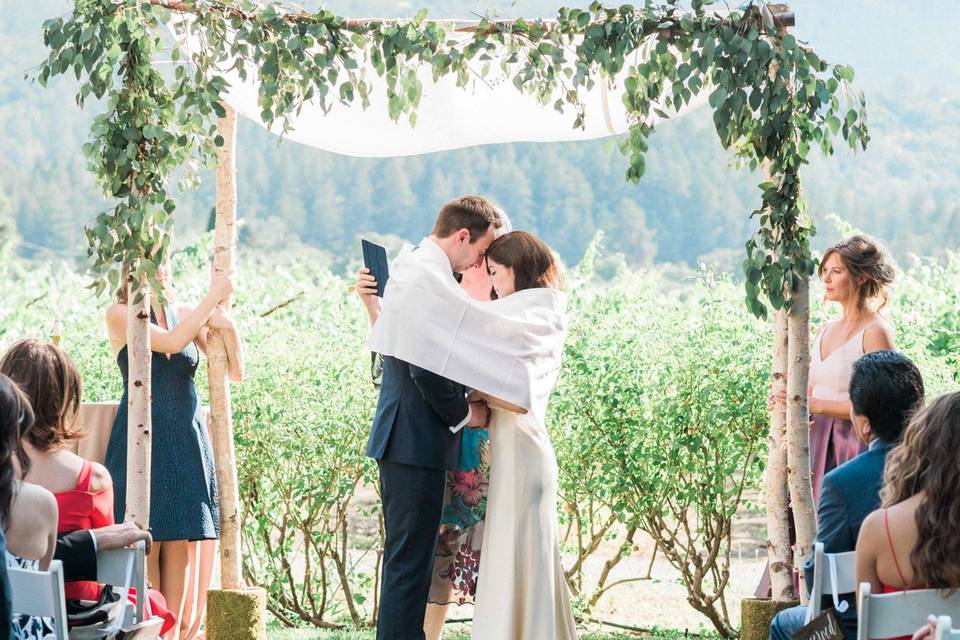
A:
[[1, 374, 59, 639], [856, 391, 960, 603], [771, 351, 925, 640], [0, 340, 175, 635]]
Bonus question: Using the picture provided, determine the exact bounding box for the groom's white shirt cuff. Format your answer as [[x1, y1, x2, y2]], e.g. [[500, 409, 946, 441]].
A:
[[450, 405, 472, 433]]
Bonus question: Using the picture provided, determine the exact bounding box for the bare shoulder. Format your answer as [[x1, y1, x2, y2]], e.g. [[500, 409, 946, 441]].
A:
[[857, 508, 883, 550], [863, 316, 895, 352], [106, 303, 127, 323], [11, 482, 58, 534], [89, 461, 114, 493]]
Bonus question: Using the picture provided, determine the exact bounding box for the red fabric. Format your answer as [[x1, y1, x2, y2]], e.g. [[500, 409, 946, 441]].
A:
[[56, 460, 176, 635]]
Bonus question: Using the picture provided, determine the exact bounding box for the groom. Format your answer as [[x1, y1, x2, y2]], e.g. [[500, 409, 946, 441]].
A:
[[368, 195, 504, 639]]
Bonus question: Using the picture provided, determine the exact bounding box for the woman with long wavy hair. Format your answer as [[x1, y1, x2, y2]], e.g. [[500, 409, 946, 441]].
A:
[[856, 392, 960, 627]]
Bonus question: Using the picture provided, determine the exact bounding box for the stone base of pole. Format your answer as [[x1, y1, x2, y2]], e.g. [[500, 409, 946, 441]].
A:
[[206, 588, 267, 640], [740, 598, 800, 640]]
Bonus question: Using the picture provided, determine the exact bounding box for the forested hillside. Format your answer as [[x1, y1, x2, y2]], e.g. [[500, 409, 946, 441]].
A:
[[2, 0, 958, 269]]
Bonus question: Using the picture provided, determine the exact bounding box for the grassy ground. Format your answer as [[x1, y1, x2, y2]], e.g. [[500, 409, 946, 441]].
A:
[[266, 627, 699, 639]]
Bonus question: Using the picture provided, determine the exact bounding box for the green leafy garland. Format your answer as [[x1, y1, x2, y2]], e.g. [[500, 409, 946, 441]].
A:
[[39, 0, 867, 315]]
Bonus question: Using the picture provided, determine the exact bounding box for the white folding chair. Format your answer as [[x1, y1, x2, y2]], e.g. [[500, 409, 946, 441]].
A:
[[808, 541, 858, 620], [935, 615, 960, 640], [858, 583, 960, 640], [97, 539, 148, 623], [8, 559, 70, 639]]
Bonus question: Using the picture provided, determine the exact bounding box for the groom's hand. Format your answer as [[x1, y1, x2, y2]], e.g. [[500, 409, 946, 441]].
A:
[[355, 267, 382, 323], [467, 400, 489, 428]]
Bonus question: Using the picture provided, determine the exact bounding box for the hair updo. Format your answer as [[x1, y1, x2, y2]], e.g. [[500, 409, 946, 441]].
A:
[[819, 234, 895, 310]]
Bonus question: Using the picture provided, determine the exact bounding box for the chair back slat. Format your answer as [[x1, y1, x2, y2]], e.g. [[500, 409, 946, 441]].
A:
[[858, 583, 960, 640], [810, 542, 858, 618], [97, 540, 148, 622], [8, 559, 70, 639]]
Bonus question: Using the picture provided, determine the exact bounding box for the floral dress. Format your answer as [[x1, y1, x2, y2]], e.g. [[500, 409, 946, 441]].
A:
[[428, 426, 491, 605]]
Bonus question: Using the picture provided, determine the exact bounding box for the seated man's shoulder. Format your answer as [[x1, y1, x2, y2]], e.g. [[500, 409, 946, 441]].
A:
[[824, 446, 884, 488]]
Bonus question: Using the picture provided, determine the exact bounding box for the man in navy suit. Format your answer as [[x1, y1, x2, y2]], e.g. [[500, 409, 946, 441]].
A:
[[770, 350, 925, 640], [368, 196, 503, 640]]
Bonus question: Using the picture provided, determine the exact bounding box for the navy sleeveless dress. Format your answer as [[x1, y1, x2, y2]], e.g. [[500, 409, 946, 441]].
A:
[[104, 305, 220, 541]]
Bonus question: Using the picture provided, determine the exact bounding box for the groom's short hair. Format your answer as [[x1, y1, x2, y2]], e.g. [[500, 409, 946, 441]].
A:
[[433, 195, 503, 243]]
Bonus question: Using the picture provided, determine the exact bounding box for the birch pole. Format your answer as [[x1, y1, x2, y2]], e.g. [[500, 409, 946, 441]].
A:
[[765, 308, 793, 600], [208, 104, 243, 590], [785, 277, 816, 603], [125, 277, 152, 529]]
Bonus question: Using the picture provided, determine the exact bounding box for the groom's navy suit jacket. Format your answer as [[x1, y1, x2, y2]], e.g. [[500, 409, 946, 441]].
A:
[[806, 439, 893, 638], [367, 354, 465, 471]]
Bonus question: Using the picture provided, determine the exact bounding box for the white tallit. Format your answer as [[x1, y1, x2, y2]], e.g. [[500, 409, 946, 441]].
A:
[[366, 237, 567, 425]]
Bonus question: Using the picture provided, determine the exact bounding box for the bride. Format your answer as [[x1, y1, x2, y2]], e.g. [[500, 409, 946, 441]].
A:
[[470, 231, 577, 639]]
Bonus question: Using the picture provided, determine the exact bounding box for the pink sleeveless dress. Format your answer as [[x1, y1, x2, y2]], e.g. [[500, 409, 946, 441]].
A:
[[808, 324, 868, 502]]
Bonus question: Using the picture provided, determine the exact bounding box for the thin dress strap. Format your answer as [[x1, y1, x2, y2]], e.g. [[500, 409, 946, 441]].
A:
[[75, 459, 94, 492], [884, 508, 910, 588]]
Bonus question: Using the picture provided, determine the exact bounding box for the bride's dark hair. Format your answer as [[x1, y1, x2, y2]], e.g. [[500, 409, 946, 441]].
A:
[[485, 231, 564, 298]]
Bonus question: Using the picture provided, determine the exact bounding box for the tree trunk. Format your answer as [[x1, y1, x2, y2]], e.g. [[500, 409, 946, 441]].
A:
[[125, 277, 152, 529], [765, 308, 793, 600], [785, 276, 816, 603], [209, 104, 242, 589]]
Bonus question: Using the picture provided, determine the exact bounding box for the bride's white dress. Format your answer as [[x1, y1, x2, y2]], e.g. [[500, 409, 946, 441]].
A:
[[471, 407, 578, 640]]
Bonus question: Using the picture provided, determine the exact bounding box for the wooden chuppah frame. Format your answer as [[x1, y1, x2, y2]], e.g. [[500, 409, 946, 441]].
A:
[[94, 2, 828, 633]]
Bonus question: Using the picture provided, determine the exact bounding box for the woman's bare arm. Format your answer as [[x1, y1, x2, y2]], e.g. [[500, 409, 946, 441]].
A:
[[106, 272, 232, 353], [195, 306, 245, 382]]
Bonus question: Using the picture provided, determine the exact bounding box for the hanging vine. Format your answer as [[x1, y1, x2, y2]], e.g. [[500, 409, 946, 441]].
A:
[[37, 1, 867, 306]]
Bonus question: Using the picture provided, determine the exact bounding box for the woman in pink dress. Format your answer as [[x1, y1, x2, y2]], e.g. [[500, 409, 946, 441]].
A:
[[806, 235, 896, 501], [760, 235, 896, 596]]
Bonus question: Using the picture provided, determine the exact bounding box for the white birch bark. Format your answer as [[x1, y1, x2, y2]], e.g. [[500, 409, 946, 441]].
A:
[[125, 277, 152, 530], [208, 104, 242, 590], [785, 276, 816, 603], [765, 308, 793, 600]]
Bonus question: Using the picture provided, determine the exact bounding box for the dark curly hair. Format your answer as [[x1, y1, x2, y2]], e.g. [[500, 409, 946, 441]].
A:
[[880, 392, 960, 588], [0, 374, 34, 528]]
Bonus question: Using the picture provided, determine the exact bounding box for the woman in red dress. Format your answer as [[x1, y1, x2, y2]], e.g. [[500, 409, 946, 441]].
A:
[[856, 393, 960, 640], [1, 339, 175, 635]]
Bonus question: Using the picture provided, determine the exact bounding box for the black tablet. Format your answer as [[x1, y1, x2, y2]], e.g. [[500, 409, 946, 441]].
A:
[[361, 239, 389, 298]]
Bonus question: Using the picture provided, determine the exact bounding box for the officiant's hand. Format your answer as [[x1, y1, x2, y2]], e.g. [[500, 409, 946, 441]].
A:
[[467, 400, 489, 428], [355, 267, 382, 324]]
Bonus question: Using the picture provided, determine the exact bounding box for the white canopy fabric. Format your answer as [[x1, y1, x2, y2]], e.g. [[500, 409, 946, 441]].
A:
[[173, 19, 705, 157]]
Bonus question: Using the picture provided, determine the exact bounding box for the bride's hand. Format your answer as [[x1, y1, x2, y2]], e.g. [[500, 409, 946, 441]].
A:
[[467, 389, 483, 403]]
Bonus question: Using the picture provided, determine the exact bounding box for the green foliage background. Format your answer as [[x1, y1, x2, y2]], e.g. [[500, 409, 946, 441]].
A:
[[3, 0, 958, 271], [1, 236, 957, 630]]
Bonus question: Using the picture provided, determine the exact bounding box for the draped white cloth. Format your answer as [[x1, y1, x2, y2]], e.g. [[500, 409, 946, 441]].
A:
[[366, 238, 567, 424], [171, 18, 704, 157]]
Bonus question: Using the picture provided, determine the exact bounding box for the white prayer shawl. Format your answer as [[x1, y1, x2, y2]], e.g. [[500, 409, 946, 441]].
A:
[[366, 238, 567, 425]]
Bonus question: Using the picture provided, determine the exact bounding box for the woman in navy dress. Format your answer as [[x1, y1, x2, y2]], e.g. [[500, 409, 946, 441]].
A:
[[105, 262, 243, 639]]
